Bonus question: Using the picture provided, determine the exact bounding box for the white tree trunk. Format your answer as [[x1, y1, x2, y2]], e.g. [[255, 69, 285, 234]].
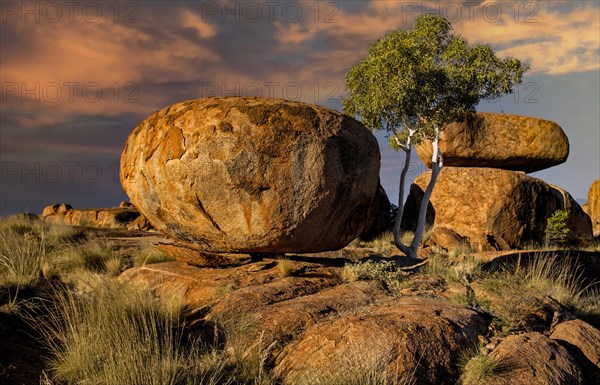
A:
[[393, 129, 415, 256], [409, 127, 443, 258]]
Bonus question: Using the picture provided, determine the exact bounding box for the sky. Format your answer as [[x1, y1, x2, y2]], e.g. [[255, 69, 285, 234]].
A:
[[1, 0, 599, 215]]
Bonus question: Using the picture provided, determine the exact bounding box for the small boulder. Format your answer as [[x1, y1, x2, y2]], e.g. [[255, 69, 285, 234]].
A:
[[551, 319, 600, 384], [119, 201, 134, 208], [487, 332, 583, 385], [42, 203, 72, 216], [427, 227, 470, 254], [41, 204, 60, 217], [416, 112, 569, 173], [57, 203, 73, 213], [120, 97, 381, 253], [273, 297, 488, 385], [402, 167, 592, 251]]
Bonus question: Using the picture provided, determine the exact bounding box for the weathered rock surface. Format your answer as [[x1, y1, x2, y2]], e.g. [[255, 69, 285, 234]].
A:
[[551, 319, 600, 384], [586, 178, 600, 236], [402, 168, 592, 251], [416, 112, 569, 173], [210, 281, 389, 359], [487, 332, 584, 385], [119, 260, 282, 310], [426, 227, 469, 254], [41, 203, 150, 231], [120, 96, 380, 253], [273, 297, 488, 385]]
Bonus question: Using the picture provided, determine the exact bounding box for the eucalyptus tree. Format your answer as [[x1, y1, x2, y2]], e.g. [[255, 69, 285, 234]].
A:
[[343, 15, 528, 259]]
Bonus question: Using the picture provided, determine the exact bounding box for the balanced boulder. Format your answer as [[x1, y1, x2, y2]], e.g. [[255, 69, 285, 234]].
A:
[[416, 113, 569, 173], [120, 97, 381, 253], [402, 167, 592, 251]]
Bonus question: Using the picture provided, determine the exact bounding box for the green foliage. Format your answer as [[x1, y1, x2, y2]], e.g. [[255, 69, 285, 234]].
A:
[[545, 209, 569, 245], [342, 14, 529, 141]]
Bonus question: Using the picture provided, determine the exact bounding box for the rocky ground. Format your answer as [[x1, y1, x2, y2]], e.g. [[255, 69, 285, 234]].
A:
[[2, 225, 598, 385]]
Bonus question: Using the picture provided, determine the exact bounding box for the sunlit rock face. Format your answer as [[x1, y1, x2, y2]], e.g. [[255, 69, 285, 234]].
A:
[[402, 167, 592, 251], [120, 96, 381, 253], [416, 112, 569, 173]]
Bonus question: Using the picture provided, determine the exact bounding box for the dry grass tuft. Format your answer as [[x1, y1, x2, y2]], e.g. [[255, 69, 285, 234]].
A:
[[460, 348, 501, 385], [133, 246, 175, 266], [340, 260, 406, 292]]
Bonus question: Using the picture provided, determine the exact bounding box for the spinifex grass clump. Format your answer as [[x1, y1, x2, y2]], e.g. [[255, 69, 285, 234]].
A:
[[480, 253, 600, 331], [133, 245, 175, 266], [460, 348, 501, 385], [38, 280, 196, 385], [0, 216, 81, 292]]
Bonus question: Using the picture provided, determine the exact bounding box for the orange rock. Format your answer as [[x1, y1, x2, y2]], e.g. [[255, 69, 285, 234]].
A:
[[416, 112, 569, 173], [487, 333, 583, 385], [402, 168, 592, 251], [43, 206, 145, 229], [120, 97, 381, 253], [551, 319, 600, 384], [586, 179, 600, 236], [273, 297, 488, 385]]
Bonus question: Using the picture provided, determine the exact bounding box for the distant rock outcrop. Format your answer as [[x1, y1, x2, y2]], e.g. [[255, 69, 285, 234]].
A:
[[402, 168, 592, 251], [120, 97, 381, 253], [585, 179, 600, 236], [416, 112, 569, 173], [41, 203, 153, 231]]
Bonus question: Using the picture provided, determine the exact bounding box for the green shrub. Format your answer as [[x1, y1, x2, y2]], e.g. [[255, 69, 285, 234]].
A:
[[545, 210, 569, 246]]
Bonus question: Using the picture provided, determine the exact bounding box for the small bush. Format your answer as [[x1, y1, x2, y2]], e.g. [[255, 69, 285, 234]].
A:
[[277, 258, 294, 278], [424, 253, 482, 284], [0, 221, 48, 289], [545, 210, 569, 246], [478, 253, 600, 331]]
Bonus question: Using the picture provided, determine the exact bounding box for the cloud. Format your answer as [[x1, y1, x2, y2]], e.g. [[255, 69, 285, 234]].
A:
[[454, 1, 600, 75]]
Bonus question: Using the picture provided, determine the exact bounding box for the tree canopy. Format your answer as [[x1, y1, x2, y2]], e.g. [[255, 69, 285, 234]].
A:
[[342, 14, 529, 258], [343, 15, 529, 147]]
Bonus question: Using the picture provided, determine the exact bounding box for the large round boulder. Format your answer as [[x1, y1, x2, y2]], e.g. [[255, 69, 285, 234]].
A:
[[416, 113, 569, 173], [402, 167, 592, 251], [120, 97, 380, 253]]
